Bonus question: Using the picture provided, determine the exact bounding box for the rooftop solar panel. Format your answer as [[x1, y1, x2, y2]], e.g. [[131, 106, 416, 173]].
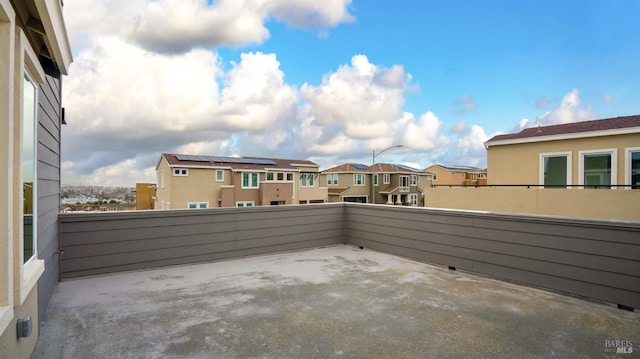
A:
[[352, 164, 368, 170], [395, 164, 421, 172], [174, 155, 277, 165]]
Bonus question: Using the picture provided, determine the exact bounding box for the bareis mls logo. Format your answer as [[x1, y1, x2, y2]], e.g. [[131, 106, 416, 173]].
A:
[[605, 339, 633, 354]]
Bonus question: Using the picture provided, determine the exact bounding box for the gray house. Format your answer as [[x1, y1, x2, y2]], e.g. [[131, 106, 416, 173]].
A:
[[0, 0, 72, 357]]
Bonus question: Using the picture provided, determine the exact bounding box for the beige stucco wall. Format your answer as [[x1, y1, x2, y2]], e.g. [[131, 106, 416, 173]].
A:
[[0, 286, 39, 359], [426, 165, 467, 185], [425, 187, 640, 221], [487, 133, 640, 185]]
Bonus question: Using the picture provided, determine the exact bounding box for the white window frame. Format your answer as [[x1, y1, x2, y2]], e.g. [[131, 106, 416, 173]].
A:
[[432, 172, 437, 181], [300, 173, 315, 187], [173, 168, 188, 176], [409, 194, 418, 206], [187, 202, 208, 209], [539, 151, 572, 189], [241, 172, 260, 189], [236, 201, 255, 207], [383, 173, 390, 184], [326, 174, 338, 186], [578, 148, 617, 189], [373, 174, 378, 186], [353, 174, 365, 186], [625, 147, 640, 190], [410, 175, 418, 186], [215, 170, 224, 182], [399, 176, 410, 192]]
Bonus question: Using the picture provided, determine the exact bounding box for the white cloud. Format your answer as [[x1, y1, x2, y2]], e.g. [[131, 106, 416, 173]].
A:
[[301, 55, 410, 140], [65, 0, 354, 54], [401, 111, 449, 150], [214, 52, 298, 132], [535, 89, 593, 125]]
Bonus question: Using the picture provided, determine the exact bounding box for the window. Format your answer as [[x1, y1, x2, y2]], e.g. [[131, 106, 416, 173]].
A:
[[411, 175, 418, 186], [301, 173, 315, 187], [326, 174, 338, 186], [277, 172, 284, 181], [266, 172, 274, 181], [471, 174, 477, 181], [399, 176, 409, 192], [373, 174, 378, 186], [173, 168, 188, 176], [22, 72, 37, 264], [579, 149, 617, 189], [353, 174, 365, 186], [187, 202, 208, 209], [625, 148, 640, 189], [383, 174, 390, 184], [286, 173, 294, 181], [215, 170, 224, 182], [539, 152, 571, 188], [409, 194, 418, 206], [236, 201, 254, 207], [432, 173, 437, 181], [242, 172, 259, 188]]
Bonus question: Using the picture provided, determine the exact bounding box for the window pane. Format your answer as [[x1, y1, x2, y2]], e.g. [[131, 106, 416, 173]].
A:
[[23, 74, 36, 263], [584, 154, 611, 187], [544, 156, 567, 188], [243, 173, 249, 187], [309, 175, 314, 186], [286, 173, 293, 181], [277, 173, 284, 181], [632, 152, 640, 189], [251, 173, 258, 187], [189, 204, 196, 209], [267, 172, 274, 181], [301, 174, 307, 186]]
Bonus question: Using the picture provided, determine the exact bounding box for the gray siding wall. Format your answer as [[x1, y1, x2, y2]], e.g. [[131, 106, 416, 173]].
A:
[[345, 204, 640, 310], [59, 204, 345, 279], [37, 74, 62, 316]]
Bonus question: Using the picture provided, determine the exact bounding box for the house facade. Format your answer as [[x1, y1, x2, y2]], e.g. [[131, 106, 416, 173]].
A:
[[425, 115, 640, 221], [485, 115, 640, 189], [321, 163, 431, 206], [156, 154, 327, 208], [0, 0, 72, 357], [424, 164, 487, 186]]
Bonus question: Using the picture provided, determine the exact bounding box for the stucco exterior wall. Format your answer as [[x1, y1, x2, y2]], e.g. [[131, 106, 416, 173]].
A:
[[487, 133, 640, 185], [424, 186, 640, 221], [0, 286, 39, 359]]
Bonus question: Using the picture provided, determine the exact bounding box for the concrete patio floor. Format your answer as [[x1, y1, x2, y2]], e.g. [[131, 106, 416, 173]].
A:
[[33, 245, 638, 358]]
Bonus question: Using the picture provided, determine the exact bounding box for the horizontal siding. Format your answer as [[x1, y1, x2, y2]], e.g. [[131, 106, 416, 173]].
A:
[[59, 204, 345, 278], [344, 204, 640, 309], [37, 75, 62, 317]]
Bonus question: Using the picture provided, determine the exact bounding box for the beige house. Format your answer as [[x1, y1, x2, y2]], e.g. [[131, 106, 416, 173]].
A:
[[424, 164, 487, 186], [425, 115, 640, 220], [321, 163, 431, 206], [156, 154, 327, 208], [485, 115, 640, 188]]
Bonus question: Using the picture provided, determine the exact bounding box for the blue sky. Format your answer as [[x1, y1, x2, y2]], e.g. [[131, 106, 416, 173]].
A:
[[61, 0, 640, 185]]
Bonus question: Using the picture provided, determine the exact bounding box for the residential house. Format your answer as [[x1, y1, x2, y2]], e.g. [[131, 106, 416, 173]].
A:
[[424, 115, 640, 220], [0, 0, 72, 357], [485, 115, 640, 189], [321, 163, 431, 206], [135, 182, 156, 210], [424, 164, 487, 186], [156, 154, 327, 208]]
